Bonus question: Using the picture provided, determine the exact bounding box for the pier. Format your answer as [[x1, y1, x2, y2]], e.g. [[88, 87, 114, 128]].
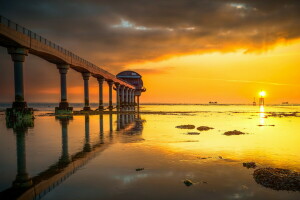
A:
[[0, 15, 146, 120]]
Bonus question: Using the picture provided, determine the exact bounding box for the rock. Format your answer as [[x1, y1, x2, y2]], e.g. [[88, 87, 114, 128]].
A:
[[243, 162, 256, 169], [253, 168, 300, 191], [218, 156, 223, 159], [183, 179, 193, 186], [176, 125, 195, 129], [187, 132, 200, 135], [135, 168, 144, 171], [197, 126, 214, 131], [223, 130, 246, 136], [198, 157, 212, 159]]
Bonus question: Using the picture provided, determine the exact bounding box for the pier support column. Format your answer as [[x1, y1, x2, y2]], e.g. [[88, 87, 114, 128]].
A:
[[137, 95, 140, 111], [130, 89, 134, 106], [55, 64, 73, 115], [121, 85, 125, 108], [107, 80, 114, 111], [132, 89, 135, 107], [115, 83, 120, 110], [125, 87, 129, 107], [6, 47, 33, 122], [97, 77, 105, 111], [82, 72, 91, 111], [128, 89, 132, 107]]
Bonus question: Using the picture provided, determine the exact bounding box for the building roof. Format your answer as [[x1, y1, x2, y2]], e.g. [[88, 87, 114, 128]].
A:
[[116, 71, 142, 79]]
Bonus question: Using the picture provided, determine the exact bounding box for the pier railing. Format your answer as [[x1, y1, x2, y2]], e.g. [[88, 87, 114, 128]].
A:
[[0, 15, 133, 87]]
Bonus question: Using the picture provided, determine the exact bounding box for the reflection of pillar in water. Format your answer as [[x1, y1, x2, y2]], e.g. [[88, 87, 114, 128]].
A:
[[259, 105, 265, 126], [13, 130, 32, 188], [84, 115, 91, 152], [109, 113, 113, 140], [59, 118, 70, 164], [116, 113, 121, 131], [99, 114, 104, 144], [120, 114, 125, 129], [128, 114, 132, 123], [109, 113, 113, 132], [131, 114, 135, 122], [125, 114, 129, 124]]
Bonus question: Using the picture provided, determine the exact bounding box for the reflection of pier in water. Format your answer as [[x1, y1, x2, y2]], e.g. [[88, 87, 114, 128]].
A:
[[0, 113, 144, 200]]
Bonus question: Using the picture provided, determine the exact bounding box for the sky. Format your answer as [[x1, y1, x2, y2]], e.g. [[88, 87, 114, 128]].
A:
[[0, 0, 300, 104]]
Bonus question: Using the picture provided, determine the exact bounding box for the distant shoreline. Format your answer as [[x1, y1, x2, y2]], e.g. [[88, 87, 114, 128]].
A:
[[0, 102, 299, 106]]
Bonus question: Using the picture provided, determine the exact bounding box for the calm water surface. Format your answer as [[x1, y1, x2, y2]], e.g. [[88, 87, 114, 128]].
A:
[[0, 105, 299, 200]]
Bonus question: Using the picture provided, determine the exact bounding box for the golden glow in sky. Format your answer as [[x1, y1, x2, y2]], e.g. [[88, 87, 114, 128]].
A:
[[128, 40, 300, 104]]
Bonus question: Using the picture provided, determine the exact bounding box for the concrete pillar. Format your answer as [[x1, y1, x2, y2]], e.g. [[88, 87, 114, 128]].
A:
[[97, 77, 105, 110], [13, 129, 32, 188], [8, 47, 29, 109], [128, 89, 132, 106], [121, 86, 125, 107], [131, 89, 135, 106], [107, 80, 114, 110], [133, 91, 136, 106], [137, 95, 140, 111], [115, 83, 120, 110], [56, 64, 73, 115], [82, 72, 91, 111], [129, 88, 132, 106], [125, 87, 129, 106]]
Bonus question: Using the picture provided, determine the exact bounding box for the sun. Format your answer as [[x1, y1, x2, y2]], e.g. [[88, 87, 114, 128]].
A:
[[259, 91, 266, 97]]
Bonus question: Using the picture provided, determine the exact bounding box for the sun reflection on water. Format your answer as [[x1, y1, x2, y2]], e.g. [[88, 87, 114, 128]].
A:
[[259, 105, 265, 125]]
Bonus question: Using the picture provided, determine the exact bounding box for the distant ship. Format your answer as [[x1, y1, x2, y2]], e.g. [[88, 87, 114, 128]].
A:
[[209, 101, 218, 104], [282, 102, 289, 105]]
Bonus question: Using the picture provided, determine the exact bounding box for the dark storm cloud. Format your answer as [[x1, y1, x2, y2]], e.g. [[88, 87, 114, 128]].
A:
[[1, 0, 299, 70]]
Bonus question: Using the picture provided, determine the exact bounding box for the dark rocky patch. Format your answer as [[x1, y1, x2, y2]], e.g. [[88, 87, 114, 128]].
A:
[[176, 125, 195, 129], [253, 168, 300, 191], [197, 126, 214, 131], [243, 162, 257, 169], [187, 132, 200, 135], [183, 179, 193, 186], [224, 130, 246, 136]]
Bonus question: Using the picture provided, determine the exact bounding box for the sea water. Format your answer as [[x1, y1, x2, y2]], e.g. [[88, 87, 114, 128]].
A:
[[0, 104, 299, 199]]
